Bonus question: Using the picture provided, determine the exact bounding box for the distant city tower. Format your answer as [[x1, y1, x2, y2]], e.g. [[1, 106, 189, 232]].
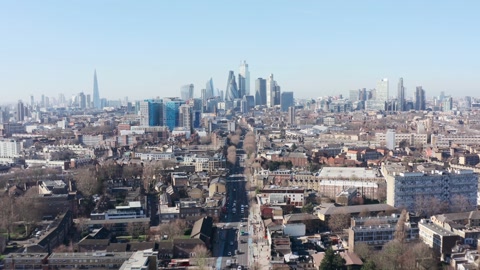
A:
[[93, 70, 100, 109]]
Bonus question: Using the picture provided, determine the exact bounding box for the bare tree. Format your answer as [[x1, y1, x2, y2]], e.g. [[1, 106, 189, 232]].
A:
[[199, 136, 211, 145], [16, 186, 40, 234], [191, 244, 211, 270], [328, 209, 351, 233], [394, 209, 408, 243], [230, 135, 240, 146], [227, 146, 237, 165], [450, 194, 473, 213], [359, 208, 370, 217], [74, 167, 100, 197], [0, 196, 16, 240], [127, 222, 147, 239]]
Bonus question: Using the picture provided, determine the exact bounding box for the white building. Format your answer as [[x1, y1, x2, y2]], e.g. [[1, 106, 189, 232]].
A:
[[0, 139, 21, 158], [386, 129, 395, 150], [376, 132, 428, 148]]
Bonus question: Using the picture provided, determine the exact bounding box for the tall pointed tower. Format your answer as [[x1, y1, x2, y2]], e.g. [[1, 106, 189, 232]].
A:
[[93, 70, 100, 109]]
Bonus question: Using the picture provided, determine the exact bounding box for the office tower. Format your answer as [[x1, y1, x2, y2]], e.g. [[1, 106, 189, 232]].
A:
[[360, 88, 367, 101], [86, 94, 91, 108], [238, 73, 246, 98], [58, 94, 65, 106], [30, 95, 34, 107], [439, 91, 445, 102], [288, 106, 295, 125], [179, 104, 192, 131], [274, 85, 281, 106], [266, 74, 279, 107], [376, 78, 389, 104], [206, 78, 215, 99], [397, 78, 405, 111], [240, 97, 248, 113], [366, 79, 388, 111], [78, 92, 86, 109], [17, 100, 25, 121], [349, 90, 359, 101], [93, 70, 100, 109], [415, 86, 426, 111], [180, 84, 194, 101], [281, 92, 294, 112], [139, 99, 162, 126], [443, 97, 453, 112], [164, 98, 185, 131], [245, 95, 255, 110], [41, 95, 45, 108], [225, 71, 239, 102], [255, 78, 267, 106], [465, 96, 472, 109], [190, 98, 203, 128], [239, 60, 250, 97], [219, 90, 224, 101], [45, 97, 50, 108]]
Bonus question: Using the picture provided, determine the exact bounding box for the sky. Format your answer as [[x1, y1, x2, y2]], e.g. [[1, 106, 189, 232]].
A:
[[1, 0, 480, 104]]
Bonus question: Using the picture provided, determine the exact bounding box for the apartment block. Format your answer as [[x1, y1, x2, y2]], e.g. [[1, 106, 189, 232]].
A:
[[382, 162, 478, 211]]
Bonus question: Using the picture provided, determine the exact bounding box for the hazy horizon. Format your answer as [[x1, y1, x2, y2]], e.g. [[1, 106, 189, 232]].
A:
[[1, 1, 480, 103]]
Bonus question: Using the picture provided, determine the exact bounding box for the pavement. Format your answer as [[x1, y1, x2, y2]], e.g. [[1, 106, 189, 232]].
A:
[[247, 192, 271, 269]]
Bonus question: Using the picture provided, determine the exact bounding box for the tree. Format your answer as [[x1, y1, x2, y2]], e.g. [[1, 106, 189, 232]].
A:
[[16, 186, 41, 234], [127, 222, 147, 239], [191, 245, 211, 270], [394, 209, 408, 243], [361, 259, 377, 270], [0, 196, 16, 240], [74, 167, 100, 197], [199, 136, 211, 145], [450, 194, 473, 213], [359, 208, 370, 218], [301, 203, 314, 213], [229, 134, 240, 146], [227, 146, 237, 166], [328, 209, 351, 233], [319, 248, 345, 270]]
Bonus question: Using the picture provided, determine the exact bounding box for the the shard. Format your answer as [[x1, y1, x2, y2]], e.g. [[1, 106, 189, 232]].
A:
[[93, 70, 100, 109]]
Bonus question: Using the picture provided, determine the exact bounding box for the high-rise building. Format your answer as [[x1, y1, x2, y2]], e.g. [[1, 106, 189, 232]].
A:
[[30, 95, 34, 107], [179, 104, 192, 131], [86, 94, 91, 108], [225, 71, 239, 102], [274, 85, 281, 106], [443, 96, 453, 112], [206, 78, 215, 99], [415, 86, 426, 111], [78, 92, 86, 109], [255, 78, 266, 106], [281, 92, 294, 112], [239, 60, 250, 97], [376, 78, 389, 104], [41, 94, 45, 108], [17, 100, 25, 122], [397, 78, 405, 111], [386, 129, 396, 150], [139, 99, 162, 126], [164, 98, 185, 131], [266, 74, 279, 107], [93, 70, 100, 109], [180, 84, 194, 101], [349, 90, 359, 101], [365, 79, 388, 111], [288, 106, 295, 125], [465, 96, 472, 109]]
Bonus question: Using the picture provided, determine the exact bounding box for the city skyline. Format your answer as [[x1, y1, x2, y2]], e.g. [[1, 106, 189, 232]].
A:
[[1, 1, 480, 103]]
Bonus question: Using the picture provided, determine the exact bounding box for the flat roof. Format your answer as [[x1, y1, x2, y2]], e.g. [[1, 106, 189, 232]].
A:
[[317, 167, 381, 179]]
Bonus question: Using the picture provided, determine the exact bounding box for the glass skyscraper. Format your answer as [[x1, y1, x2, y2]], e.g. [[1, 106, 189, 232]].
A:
[[93, 70, 100, 109], [280, 91, 294, 112], [225, 71, 239, 102]]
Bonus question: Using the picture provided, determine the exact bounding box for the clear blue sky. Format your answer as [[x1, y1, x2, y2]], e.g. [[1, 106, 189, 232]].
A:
[[1, 0, 479, 103]]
